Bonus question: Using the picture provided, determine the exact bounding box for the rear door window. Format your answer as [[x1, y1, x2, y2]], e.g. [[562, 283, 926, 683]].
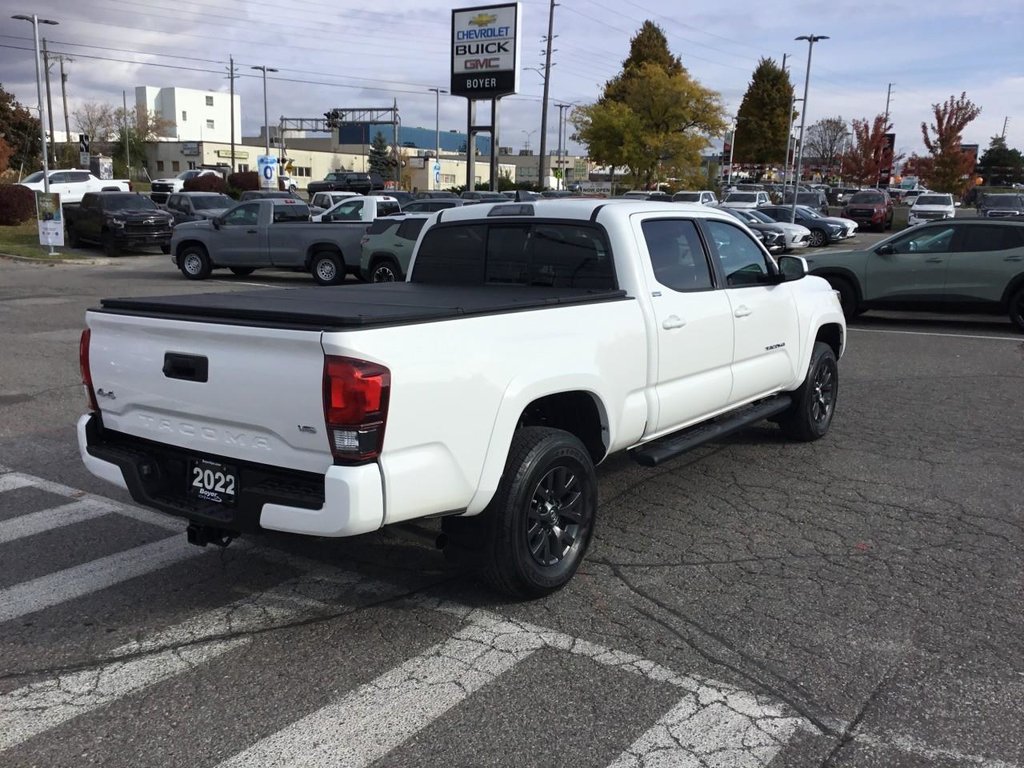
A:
[[959, 225, 1021, 252], [396, 218, 427, 241]]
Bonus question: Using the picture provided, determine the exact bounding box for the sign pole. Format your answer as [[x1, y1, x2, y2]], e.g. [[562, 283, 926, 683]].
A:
[[490, 98, 500, 191]]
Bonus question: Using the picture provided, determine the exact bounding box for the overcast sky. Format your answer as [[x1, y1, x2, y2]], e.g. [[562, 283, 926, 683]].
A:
[[2, 0, 1021, 160]]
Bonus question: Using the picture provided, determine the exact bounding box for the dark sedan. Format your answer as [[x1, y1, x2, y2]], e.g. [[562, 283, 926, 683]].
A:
[[759, 205, 849, 247], [717, 206, 787, 254]]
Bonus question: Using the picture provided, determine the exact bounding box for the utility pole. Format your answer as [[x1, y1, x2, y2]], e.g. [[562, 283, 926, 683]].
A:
[[122, 89, 131, 173], [876, 82, 894, 189], [1002, 116, 1009, 138], [781, 53, 791, 184], [59, 55, 71, 159], [883, 82, 893, 126], [42, 38, 55, 165], [537, 0, 556, 190], [226, 55, 237, 171], [555, 103, 571, 190]]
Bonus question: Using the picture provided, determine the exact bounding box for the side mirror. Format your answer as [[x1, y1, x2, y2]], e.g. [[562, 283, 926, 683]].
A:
[[877, 243, 895, 255], [777, 255, 808, 281], [954, 201, 962, 207], [211, 217, 221, 229]]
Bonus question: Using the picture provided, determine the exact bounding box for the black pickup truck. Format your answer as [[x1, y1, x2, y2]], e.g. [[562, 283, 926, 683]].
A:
[[66, 192, 174, 256], [306, 171, 385, 197]]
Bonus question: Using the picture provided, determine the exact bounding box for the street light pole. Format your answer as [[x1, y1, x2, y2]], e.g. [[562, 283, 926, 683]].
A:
[[791, 34, 828, 223], [727, 120, 737, 187], [427, 87, 446, 159], [12, 13, 58, 194], [251, 65, 278, 157]]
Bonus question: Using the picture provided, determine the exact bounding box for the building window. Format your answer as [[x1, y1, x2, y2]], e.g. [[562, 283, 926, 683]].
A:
[[295, 166, 312, 177], [156, 160, 165, 172], [441, 174, 457, 184], [238, 164, 249, 173], [206, 119, 215, 130], [181, 110, 187, 122], [187, 161, 196, 170], [205, 95, 214, 106], [171, 160, 180, 172]]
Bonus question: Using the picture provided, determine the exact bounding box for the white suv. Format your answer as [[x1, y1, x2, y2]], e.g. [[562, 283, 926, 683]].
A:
[[672, 190, 718, 205], [908, 193, 956, 226]]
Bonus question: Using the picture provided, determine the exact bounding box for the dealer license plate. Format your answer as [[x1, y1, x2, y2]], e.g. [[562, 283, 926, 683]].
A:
[[188, 459, 238, 505]]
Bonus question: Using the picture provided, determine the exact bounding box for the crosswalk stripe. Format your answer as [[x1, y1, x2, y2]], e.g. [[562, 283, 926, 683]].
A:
[[0, 499, 117, 544], [0, 474, 34, 494], [216, 612, 547, 768], [0, 536, 204, 624]]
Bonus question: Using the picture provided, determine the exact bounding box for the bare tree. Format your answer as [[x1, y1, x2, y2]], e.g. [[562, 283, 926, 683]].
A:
[[72, 101, 116, 142], [804, 117, 849, 178]]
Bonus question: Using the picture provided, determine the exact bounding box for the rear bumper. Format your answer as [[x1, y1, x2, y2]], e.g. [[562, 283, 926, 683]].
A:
[[77, 413, 384, 537]]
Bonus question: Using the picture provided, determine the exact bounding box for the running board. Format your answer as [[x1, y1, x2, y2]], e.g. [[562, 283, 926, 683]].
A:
[[630, 395, 793, 467]]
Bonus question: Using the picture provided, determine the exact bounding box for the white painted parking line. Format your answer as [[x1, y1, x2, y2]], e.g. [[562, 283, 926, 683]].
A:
[[849, 327, 1021, 342], [0, 473, 34, 494], [0, 536, 203, 624], [217, 612, 547, 768], [0, 499, 116, 544]]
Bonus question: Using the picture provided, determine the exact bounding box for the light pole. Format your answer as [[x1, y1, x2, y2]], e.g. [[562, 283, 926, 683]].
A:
[[522, 129, 537, 151], [12, 14, 58, 194], [782, 96, 803, 188], [427, 87, 446, 159], [251, 65, 278, 157], [726, 120, 737, 187], [791, 34, 828, 223]]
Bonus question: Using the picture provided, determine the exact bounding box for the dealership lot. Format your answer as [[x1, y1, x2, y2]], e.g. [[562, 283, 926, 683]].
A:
[[0, 254, 1022, 767]]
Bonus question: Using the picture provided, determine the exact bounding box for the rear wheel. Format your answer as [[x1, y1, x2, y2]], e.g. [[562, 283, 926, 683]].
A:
[[779, 342, 839, 442], [229, 267, 255, 276], [179, 245, 211, 280], [101, 231, 120, 257], [1009, 285, 1024, 333], [311, 250, 345, 285], [370, 257, 402, 282]]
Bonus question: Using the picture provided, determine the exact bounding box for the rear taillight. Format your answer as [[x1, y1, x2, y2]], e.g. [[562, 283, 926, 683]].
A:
[[79, 328, 99, 412], [322, 356, 390, 464]]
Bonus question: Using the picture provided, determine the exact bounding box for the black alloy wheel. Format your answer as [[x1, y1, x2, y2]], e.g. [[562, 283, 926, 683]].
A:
[[780, 341, 839, 442], [526, 465, 586, 567], [808, 228, 827, 248]]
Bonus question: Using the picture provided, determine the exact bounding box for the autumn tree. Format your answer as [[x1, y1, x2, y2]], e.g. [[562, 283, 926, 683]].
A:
[[921, 92, 981, 195], [110, 106, 175, 172], [900, 154, 934, 185], [976, 134, 1023, 187], [572, 22, 726, 189], [804, 117, 849, 178], [732, 58, 794, 166], [0, 84, 42, 173], [842, 115, 902, 186]]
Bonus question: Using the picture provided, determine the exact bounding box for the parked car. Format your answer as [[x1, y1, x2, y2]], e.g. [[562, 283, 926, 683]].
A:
[[738, 208, 813, 251], [827, 187, 862, 206], [18, 169, 131, 205], [163, 192, 235, 225], [759, 205, 852, 247], [461, 190, 508, 203], [978, 193, 1024, 219], [899, 189, 930, 206], [716, 206, 786, 253], [65, 192, 173, 256], [401, 199, 467, 213], [306, 171, 385, 197], [149, 168, 226, 204], [672, 190, 718, 205], [278, 172, 298, 194], [359, 214, 431, 282], [907, 193, 956, 226], [414, 190, 459, 199], [721, 191, 771, 209], [841, 189, 894, 231], [781, 190, 829, 216], [239, 190, 305, 202], [619, 190, 672, 201], [805, 218, 1024, 331], [367, 189, 414, 207], [312, 195, 401, 223], [309, 191, 359, 210]]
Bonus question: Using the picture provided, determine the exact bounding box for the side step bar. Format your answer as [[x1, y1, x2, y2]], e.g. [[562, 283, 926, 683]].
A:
[[630, 395, 793, 467]]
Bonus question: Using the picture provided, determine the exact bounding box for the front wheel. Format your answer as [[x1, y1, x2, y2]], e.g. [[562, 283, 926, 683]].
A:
[[310, 251, 345, 285], [102, 231, 120, 257], [370, 257, 402, 282], [448, 427, 598, 599], [1009, 285, 1024, 333], [808, 228, 827, 248], [178, 245, 211, 280], [779, 341, 839, 442]]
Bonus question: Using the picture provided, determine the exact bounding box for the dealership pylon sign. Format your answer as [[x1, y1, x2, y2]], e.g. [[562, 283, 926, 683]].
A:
[[450, 3, 521, 99]]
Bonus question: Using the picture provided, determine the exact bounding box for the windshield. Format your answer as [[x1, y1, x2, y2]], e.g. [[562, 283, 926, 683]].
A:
[[983, 194, 1024, 206], [191, 194, 233, 210], [915, 195, 952, 206], [105, 194, 158, 210], [849, 192, 884, 204], [746, 210, 776, 224], [797, 206, 823, 218], [22, 171, 45, 183], [726, 193, 756, 203], [674, 193, 700, 202], [177, 170, 200, 180]]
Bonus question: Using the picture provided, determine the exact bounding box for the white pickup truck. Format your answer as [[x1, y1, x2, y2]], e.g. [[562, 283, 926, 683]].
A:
[[18, 169, 131, 205], [78, 200, 846, 597]]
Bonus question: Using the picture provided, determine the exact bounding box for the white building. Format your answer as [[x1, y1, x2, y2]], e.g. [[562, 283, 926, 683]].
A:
[[135, 86, 241, 144]]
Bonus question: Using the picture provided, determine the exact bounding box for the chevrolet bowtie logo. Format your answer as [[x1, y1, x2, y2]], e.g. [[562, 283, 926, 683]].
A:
[[468, 13, 497, 26]]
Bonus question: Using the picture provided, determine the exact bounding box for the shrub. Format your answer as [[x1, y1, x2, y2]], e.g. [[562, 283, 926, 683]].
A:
[[0, 184, 36, 225], [184, 174, 228, 194], [227, 171, 258, 192]]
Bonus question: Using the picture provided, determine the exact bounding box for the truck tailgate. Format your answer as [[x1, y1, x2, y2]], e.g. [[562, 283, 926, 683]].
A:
[[86, 311, 331, 474]]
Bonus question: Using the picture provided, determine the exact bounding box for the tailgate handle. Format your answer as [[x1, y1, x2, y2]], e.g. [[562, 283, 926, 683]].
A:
[[163, 353, 208, 383]]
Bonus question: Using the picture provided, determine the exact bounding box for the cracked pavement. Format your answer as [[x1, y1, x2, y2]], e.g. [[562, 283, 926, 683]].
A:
[[1, 255, 1022, 766]]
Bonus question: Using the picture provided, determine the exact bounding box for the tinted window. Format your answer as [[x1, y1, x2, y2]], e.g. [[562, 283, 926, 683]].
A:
[[377, 201, 401, 217], [673, 193, 700, 202], [49, 173, 70, 184], [192, 195, 232, 210], [272, 203, 310, 222], [704, 220, 771, 286], [224, 203, 260, 225], [413, 224, 487, 284], [327, 201, 364, 220], [849, 192, 885, 204], [366, 219, 397, 236], [396, 218, 427, 240], [915, 195, 952, 207], [886, 226, 955, 254], [642, 219, 713, 292], [960, 225, 1022, 252], [68, 172, 92, 183], [725, 193, 757, 203]]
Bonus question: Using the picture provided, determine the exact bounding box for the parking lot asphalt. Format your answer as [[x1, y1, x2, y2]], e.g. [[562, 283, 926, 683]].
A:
[[0, 251, 1021, 767]]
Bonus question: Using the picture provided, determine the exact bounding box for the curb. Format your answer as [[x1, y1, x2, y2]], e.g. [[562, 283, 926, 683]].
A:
[[0, 251, 114, 266]]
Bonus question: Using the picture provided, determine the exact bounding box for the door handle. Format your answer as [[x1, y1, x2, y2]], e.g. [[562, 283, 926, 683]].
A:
[[662, 315, 687, 330], [1005, 256, 1023, 262], [925, 257, 943, 263], [246, 229, 258, 234], [733, 305, 752, 318]]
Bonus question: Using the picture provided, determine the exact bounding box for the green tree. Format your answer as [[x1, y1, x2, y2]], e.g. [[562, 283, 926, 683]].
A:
[[732, 58, 794, 166], [920, 92, 981, 195], [111, 107, 174, 173], [804, 117, 849, 178], [368, 131, 392, 178], [976, 134, 1023, 186], [0, 83, 42, 174], [573, 23, 725, 189]]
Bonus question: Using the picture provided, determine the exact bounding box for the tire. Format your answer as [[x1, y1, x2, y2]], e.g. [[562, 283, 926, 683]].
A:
[[808, 228, 827, 248], [447, 427, 598, 599], [178, 245, 211, 280], [1009, 285, 1024, 333], [825, 276, 860, 320], [101, 231, 121, 257], [66, 224, 80, 248], [779, 341, 839, 442], [160, 243, 171, 255], [370, 257, 402, 283], [310, 250, 345, 285], [229, 267, 255, 276]]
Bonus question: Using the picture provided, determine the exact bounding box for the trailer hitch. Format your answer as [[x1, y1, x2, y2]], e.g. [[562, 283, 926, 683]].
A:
[[186, 523, 235, 549]]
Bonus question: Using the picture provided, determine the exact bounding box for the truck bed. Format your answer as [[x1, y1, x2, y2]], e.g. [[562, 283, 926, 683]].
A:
[[96, 283, 630, 331]]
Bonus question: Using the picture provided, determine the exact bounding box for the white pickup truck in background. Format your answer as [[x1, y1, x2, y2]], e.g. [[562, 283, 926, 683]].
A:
[[18, 169, 131, 205], [79, 200, 845, 597]]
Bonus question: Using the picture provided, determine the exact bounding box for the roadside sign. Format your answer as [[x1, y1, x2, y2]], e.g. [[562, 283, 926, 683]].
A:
[[257, 155, 278, 190], [433, 161, 441, 187], [79, 152, 90, 166], [79, 134, 89, 153], [35, 192, 64, 248]]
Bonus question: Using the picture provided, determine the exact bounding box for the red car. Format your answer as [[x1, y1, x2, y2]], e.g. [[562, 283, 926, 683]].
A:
[[841, 189, 894, 231]]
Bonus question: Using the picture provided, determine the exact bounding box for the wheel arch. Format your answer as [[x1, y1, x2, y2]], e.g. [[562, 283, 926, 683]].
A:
[[815, 322, 844, 359], [811, 267, 863, 303], [174, 239, 209, 260], [999, 272, 1024, 309], [305, 242, 344, 269]]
